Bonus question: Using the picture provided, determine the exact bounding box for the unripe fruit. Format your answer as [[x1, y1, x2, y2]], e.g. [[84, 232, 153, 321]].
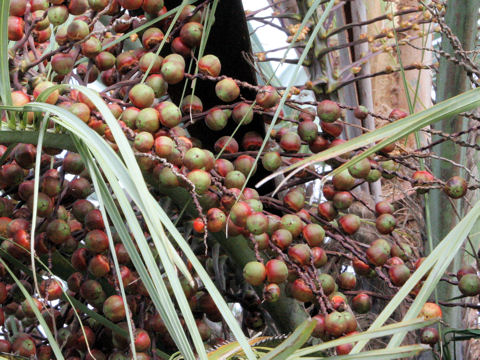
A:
[[225, 170, 246, 189], [33, 81, 59, 104], [366, 242, 390, 267], [46, 219, 71, 245], [318, 273, 335, 295], [303, 223, 325, 247], [88, 254, 110, 277], [265, 259, 288, 284], [458, 273, 480, 296], [232, 102, 253, 125], [215, 78, 240, 102], [333, 170, 355, 191], [333, 191, 353, 210], [325, 311, 347, 337], [317, 100, 341, 123], [198, 54, 221, 76], [376, 213, 396, 234], [456, 265, 477, 280], [186, 169, 211, 194], [348, 157, 371, 179], [234, 155, 257, 176], [390, 243, 412, 261], [103, 295, 126, 322], [205, 107, 228, 131], [280, 214, 303, 238], [146, 74, 168, 98], [264, 283, 281, 302], [230, 201, 252, 227], [262, 152, 282, 172], [180, 21, 203, 47], [298, 120, 318, 142], [352, 293, 371, 313], [412, 170, 435, 193], [246, 212, 268, 235], [129, 84, 155, 109], [67, 20, 89, 41], [444, 176, 467, 199], [243, 261, 266, 286], [375, 200, 394, 215], [139, 52, 162, 73], [421, 327, 439, 345], [181, 95, 203, 114]]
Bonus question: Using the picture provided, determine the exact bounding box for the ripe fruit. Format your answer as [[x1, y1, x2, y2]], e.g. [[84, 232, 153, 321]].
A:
[[318, 201, 338, 221], [280, 131, 301, 152], [458, 273, 480, 296], [312, 247, 327, 267], [284, 188, 305, 212], [366, 239, 391, 266], [389, 264, 411, 286], [444, 176, 467, 199], [412, 170, 435, 193], [288, 244, 312, 265], [337, 272, 356, 290], [256, 86, 280, 109], [266, 259, 288, 283], [419, 302, 442, 319], [180, 22, 203, 47], [243, 261, 266, 286], [264, 283, 281, 302], [338, 214, 361, 235], [375, 200, 394, 215], [291, 279, 313, 302], [230, 201, 252, 227]]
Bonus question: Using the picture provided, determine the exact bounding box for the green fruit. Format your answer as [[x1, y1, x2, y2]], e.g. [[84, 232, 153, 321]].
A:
[[243, 261, 266, 286]]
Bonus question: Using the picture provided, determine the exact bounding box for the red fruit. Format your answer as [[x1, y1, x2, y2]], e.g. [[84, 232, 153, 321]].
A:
[[265, 259, 288, 284], [312, 247, 327, 267], [366, 240, 391, 267], [8, 16, 24, 41], [39, 279, 63, 300], [291, 279, 313, 302], [337, 272, 356, 290], [388, 264, 411, 286], [243, 261, 266, 286], [303, 223, 325, 247], [256, 86, 280, 109], [118, 0, 143, 10], [10, 0, 27, 16], [206, 208, 226, 232], [317, 100, 341, 123], [333, 170, 355, 191], [214, 136, 239, 154], [311, 314, 326, 338], [76, 326, 95, 351], [14, 144, 36, 169], [84, 209, 105, 230], [0, 339, 11, 353], [352, 258, 372, 276], [12, 333, 36, 357], [339, 214, 361, 235], [389, 108, 408, 120], [88, 254, 110, 277], [2, 163, 25, 186], [288, 244, 312, 265], [264, 283, 281, 302], [193, 217, 204, 233], [412, 170, 435, 193], [318, 201, 338, 221], [352, 293, 372, 313], [375, 200, 394, 215], [280, 131, 301, 152]]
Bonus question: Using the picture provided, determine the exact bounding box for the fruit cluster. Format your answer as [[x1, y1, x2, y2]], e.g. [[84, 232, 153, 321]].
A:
[[0, 0, 471, 358]]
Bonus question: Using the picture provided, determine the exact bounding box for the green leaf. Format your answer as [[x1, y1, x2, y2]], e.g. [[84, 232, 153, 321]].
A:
[[260, 319, 316, 360]]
